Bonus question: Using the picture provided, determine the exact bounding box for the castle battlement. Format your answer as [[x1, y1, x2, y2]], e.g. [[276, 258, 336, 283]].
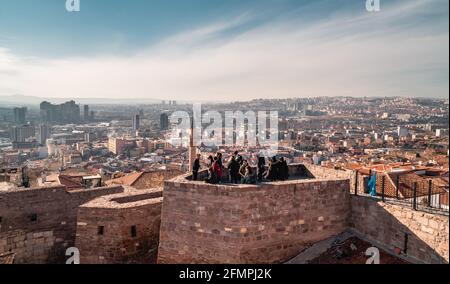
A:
[[1, 165, 447, 264], [75, 188, 163, 264], [157, 164, 351, 264]]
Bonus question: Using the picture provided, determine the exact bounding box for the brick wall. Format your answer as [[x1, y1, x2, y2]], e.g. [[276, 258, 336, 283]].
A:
[[75, 190, 163, 264], [157, 176, 350, 264], [350, 196, 449, 264], [0, 185, 123, 263]]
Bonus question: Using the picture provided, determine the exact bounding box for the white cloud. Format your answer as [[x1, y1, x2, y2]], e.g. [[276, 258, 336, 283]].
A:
[[0, 0, 448, 102]]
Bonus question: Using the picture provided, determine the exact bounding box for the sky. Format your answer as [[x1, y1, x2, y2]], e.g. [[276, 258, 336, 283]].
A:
[[0, 0, 448, 102]]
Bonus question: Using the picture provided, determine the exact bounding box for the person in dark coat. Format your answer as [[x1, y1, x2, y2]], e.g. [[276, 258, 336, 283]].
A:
[[192, 154, 201, 181], [216, 152, 223, 169], [257, 156, 266, 182], [274, 157, 282, 180], [227, 155, 240, 184], [279, 157, 289, 181], [264, 157, 279, 181], [235, 151, 243, 166], [205, 164, 218, 184], [207, 155, 214, 167]]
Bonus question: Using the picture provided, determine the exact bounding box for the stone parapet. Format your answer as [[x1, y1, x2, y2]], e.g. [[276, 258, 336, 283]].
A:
[[158, 168, 350, 264], [75, 188, 163, 264]]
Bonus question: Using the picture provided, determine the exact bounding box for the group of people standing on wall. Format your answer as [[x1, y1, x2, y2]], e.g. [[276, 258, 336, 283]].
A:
[[192, 152, 223, 183], [192, 151, 290, 184]]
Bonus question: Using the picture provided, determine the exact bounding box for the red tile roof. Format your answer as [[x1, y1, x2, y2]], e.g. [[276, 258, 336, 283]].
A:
[[58, 175, 86, 190]]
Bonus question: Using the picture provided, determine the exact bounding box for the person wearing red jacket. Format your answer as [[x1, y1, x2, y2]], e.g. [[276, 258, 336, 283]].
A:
[[212, 157, 222, 181]]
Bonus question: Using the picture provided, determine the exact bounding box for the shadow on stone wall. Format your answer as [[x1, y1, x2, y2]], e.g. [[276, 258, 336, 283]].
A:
[[350, 196, 449, 264]]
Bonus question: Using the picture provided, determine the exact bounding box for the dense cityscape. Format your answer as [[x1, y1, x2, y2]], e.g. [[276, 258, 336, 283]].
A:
[[0, 0, 448, 271], [0, 95, 448, 264], [1, 96, 448, 181]]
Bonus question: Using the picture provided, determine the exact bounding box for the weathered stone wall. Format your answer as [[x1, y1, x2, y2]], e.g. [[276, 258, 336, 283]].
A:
[[2, 163, 447, 265], [158, 176, 350, 264], [0, 185, 123, 263], [349, 171, 370, 195], [75, 189, 163, 264], [350, 196, 449, 264]]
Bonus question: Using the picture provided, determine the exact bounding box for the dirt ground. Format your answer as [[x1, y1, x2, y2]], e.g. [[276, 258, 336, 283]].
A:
[[308, 237, 409, 264]]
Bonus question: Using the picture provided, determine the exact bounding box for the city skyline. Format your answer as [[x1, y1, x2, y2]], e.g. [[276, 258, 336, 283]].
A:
[[0, 0, 448, 102], [0, 0, 448, 268]]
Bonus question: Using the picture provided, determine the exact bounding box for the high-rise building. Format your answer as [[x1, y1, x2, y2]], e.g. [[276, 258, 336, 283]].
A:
[[85, 132, 93, 143], [132, 114, 140, 131], [37, 124, 50, 145], [40, 100, 80, 124], [397, 126, 408, 138], [10, 124, 35, 142], [160, 113, 169, 131], [83, 105, 90, 122], [37, 124, 49, 146], [13, 107, 27, 124]]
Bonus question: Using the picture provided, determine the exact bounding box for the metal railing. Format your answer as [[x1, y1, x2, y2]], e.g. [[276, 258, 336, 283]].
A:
[[353, 171, 449, 216]]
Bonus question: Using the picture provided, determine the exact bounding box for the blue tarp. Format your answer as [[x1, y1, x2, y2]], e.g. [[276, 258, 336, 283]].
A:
[[368, 173, 377, 196]]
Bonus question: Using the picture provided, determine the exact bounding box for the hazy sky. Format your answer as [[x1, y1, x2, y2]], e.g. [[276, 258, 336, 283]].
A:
[[0, 0, 448, 102]]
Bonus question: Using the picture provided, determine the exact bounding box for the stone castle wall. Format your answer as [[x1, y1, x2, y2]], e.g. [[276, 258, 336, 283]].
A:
[[157, 175, 350, 264], [350, 196, 449, 264], [75, 189, 163, 264], [0, 185, 123, 263], [1, 165, 448, 264]]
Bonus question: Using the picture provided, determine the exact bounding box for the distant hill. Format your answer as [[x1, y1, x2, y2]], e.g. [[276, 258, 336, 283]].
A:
[[0, 95, 163, 106]]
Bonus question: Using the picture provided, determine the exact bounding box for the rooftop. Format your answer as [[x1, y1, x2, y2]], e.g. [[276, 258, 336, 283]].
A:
[[106, 170, 183, 189], [79, 188, 163, 209]]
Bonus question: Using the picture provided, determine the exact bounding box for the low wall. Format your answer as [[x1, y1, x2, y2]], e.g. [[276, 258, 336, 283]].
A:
[[350, 196, 449, 264], [0, 185, 123, 263], [75, 189, 163, 264], [157, 175, 350, 264]]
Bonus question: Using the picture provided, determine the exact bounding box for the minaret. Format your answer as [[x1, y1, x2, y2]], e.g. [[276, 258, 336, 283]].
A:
[[188, 117, 197, 173]]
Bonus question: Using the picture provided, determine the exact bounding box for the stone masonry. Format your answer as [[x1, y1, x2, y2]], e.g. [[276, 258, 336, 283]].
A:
[[0, 185, 123, 263], [75, 188, 163, 264], [157, 164, 449, 264], [1, 164, 448, 264], [157, 164, 351, 264], [350, 196, 449, 264]]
